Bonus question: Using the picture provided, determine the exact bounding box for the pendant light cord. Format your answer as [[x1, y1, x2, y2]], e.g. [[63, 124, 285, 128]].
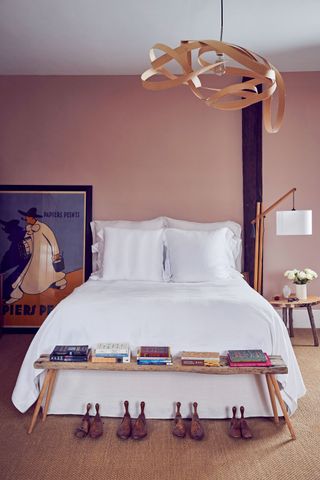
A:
[[219, 0, 224, 42]]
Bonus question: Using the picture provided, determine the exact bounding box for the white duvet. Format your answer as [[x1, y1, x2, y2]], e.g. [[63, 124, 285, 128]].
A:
[[12, 276, 306, 418]]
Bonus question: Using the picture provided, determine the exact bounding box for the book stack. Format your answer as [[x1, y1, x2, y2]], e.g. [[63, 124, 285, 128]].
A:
[[181, 351, 220, 367], [91, 343, 130, 363], [50, 345, 89, 362], [137, 346, 172, 365], [227, 349, 272, 367]]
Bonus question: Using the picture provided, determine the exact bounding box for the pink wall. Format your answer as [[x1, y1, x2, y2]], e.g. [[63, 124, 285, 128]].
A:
[[0, 74, 319, 296], [0, 76, 242, 223], [263, 72, 320, 298]]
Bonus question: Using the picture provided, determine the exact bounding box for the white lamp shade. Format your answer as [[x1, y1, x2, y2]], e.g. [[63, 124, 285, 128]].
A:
[[276, 210, 312, 235]]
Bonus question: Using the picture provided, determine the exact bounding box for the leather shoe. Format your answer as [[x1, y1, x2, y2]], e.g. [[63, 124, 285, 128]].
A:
[[172, 401, 186, 438], [132, 401, 147, 440], [117, 400, 132, 440], [190, 402, 205, 440], [74, 403, 91, 438], [89, 403, 103, 439], [229, 406, 241, 439], [240, 406, 253, 439]]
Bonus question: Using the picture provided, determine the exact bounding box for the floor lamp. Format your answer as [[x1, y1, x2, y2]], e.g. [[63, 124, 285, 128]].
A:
[[251, 188, 312, 294]]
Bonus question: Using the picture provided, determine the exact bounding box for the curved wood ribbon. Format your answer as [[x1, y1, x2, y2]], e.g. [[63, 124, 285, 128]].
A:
[[141, 40, 285, 133]]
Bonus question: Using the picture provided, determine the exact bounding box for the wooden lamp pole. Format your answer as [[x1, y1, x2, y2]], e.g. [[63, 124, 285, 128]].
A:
[[251, 188, 296, 294]]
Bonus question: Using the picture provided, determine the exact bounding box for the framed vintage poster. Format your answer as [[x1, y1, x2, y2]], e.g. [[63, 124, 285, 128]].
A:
[[0, 185, 92, 331]]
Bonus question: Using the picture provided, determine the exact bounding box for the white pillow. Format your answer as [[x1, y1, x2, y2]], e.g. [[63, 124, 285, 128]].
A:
[[91, 217, 166, 243], [165, 228, 235, 282], [165, 217, 242, 271], [91, 217, 166, 275], [165, 217, 241, 236], [101, 227, 165, 281]]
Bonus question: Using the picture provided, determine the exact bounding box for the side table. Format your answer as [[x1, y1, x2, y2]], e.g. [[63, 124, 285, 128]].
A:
[[269, 296, 320, 346]]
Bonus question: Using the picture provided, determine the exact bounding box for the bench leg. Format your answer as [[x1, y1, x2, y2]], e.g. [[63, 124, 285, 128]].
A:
[[266, 374, 279, 424], [42, 370, 57, 422], [28, 369, 53, 434], [307, 305, 319, 347], [270, 374, 296, 440]]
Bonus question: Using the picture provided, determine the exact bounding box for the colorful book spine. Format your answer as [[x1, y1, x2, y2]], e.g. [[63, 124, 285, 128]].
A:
[[94, 352, 129, 358], [138, 356, 172, 362], [90, 356, 127, 363], [139, 346, 170, 358], [181, 359, 220, 366], [181, 359, 206, 366], [181, 356, 220, 361], [51, 345, 89, 357], [137, 359, 172, 365], [50, 355, 88, 362], [92, 348, 130, 362]]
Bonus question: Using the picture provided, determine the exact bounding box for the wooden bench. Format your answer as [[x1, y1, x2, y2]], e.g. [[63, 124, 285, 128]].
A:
[[28, 354, 296, 439]]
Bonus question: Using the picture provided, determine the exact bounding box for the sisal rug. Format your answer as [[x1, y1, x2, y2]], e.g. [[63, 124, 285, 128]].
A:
[[0, 330, 319, 480]]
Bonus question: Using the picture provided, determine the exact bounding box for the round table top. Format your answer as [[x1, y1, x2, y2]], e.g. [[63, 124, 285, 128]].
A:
[[269, 295, 320, 308]]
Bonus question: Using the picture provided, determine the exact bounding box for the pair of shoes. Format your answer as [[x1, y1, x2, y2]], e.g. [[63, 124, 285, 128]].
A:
[[229, 406, 253, 439], [117, 401, 147, 440], [74, 403, 103, 439], [172, 402, 205, 440]]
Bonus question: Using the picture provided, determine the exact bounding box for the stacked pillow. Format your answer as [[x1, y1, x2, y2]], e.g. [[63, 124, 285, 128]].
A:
[[165, 227, 236, 282], [90, 216, 242, 282], [90, 217, 165, 278], [165, 217, 242, 272], [100, 227, 165, 282]]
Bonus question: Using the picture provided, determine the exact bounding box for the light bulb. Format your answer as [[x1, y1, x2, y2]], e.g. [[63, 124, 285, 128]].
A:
[[214, 53, 226, 76]]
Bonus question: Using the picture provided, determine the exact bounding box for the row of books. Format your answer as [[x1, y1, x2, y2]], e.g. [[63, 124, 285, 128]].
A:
[[49, 345, 272, 368], [50, 344, 174, 364], [49, 344, 174, 365], [180, 349, 271, 367], [50, 344, 131, 363], [49, 344, 174, 364]]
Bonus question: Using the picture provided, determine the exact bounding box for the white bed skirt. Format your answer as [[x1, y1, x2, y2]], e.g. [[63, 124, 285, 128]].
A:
[[43, 369, 282, 418]]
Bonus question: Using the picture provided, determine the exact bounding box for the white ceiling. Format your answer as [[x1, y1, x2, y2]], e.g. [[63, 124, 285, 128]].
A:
[[0, 0, 319, 75]]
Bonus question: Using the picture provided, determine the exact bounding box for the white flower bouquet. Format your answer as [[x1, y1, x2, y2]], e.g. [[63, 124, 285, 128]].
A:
[[284, 268, 318, 285]]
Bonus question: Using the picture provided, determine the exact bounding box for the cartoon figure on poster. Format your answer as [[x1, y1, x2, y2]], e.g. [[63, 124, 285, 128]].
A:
[[0, 218, 31, 300], [4, 207, 67, 304]]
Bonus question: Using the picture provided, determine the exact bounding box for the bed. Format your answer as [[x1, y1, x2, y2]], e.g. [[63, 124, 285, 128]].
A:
[[12, 275, 305, 419], [12, 216, 306, 419]]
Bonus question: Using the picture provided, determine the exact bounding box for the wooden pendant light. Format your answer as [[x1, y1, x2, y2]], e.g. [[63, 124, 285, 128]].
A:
[[141, 0, 285, 133]]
